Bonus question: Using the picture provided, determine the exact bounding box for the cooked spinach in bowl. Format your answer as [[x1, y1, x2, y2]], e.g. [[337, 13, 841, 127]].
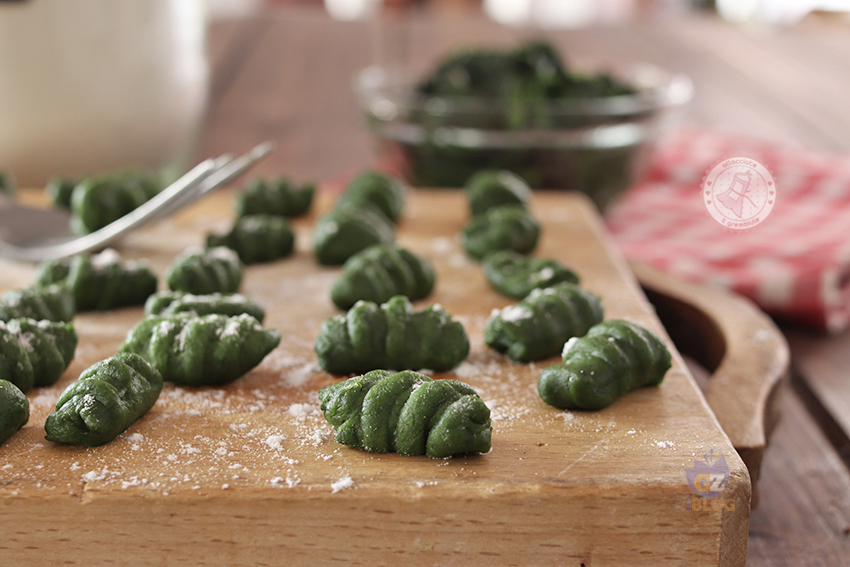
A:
[[414, 41, 635, 130], [358, 40, 692, 209]]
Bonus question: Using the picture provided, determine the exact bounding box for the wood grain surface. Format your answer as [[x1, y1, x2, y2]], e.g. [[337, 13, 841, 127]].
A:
[[0, 190, 749, 566], [4, 5, 849, 565], [632, 262, 789, 510], [190, 10, 850, 565]]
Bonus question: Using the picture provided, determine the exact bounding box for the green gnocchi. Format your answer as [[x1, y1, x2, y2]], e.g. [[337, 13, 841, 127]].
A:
[[538, 319, 672, 410], [313, 203, 395, 266], [0, 284, 75, 323], [0, 379, 29, 446], [319, 369, 491, 458], [120, 313, 280, 386], [166, 247, 243, 295], [482, 250, 579, 300], [485, 282, 603, 362], [466, 170, 531, 216], [315, 295, 469, 374], [0, 318, 77, 392], [144, 291, 266, 323], [461, 205, 540, 260], [331, 244, 435, 310], [44, 353, 163, 447], [236, 177, 315, 218], [206, 215, 295, 265], [36, 249, 157, 311], [70, 170, 162, 234], [336, 170, 406, 224]]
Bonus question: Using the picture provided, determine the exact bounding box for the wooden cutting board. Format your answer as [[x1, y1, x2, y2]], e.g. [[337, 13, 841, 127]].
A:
[[0, 190, 750, 567]]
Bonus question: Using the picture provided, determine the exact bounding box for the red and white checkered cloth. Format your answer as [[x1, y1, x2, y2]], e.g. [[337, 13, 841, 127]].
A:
[[605, 128, 850, 333]]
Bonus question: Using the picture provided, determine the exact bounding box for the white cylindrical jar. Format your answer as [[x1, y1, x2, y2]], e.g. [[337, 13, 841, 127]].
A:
[[0, 0, 209, 186]]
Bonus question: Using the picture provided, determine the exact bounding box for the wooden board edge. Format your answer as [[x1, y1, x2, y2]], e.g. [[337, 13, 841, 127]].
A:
[[631, 260, 789, 509]]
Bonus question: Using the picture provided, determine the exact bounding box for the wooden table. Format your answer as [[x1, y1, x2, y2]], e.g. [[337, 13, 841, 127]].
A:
[[196, 6, 850, 566]]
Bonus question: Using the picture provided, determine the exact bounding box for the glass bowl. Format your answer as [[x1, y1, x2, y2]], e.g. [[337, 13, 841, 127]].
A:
[[356, 64, 693, 211]]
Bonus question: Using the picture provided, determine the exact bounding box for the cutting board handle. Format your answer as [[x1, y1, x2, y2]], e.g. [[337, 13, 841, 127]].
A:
[[631, 261, 789, 508]]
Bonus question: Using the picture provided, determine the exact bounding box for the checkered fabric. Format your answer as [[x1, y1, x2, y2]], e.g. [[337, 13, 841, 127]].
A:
[[605, 128, 850, 333]]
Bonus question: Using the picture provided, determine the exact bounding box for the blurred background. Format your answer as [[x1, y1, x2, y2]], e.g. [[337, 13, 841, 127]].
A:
[[2, 0, 849, 186], [194, 0, 850, 183]]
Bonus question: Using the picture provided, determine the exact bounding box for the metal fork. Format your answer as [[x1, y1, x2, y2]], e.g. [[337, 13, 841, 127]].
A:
[[0, 142, 274, 263]]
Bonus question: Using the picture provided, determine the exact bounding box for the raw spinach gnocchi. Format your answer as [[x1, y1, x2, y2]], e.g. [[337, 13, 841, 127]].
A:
[[206, 214, 295, 265], [466, 169, 531, 216], [0, 318, 77, 392], [461, 205, 540, 260], [236, 177, 315, 218], [120, 313, 280, 386], [44, 353, 163, 446], [336, 170, 406, 224], [46, 176, 77, 209], [485, 282, 603, 362], [315, 295, 469, 375], [70, 170, 162, 234], [313, 203, 395, 266], [482, 250, 579, 300], [0, 171, 15, 196], [331, 244, 435, 310], [36, 249, 157, 311], [538, 319, 672, 410], [0, 379, 29, 446], [144, 291, 266, 323], [166, 247, 243, 295], [318, 369, 491, 458], [0, 284, 75, 323]]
